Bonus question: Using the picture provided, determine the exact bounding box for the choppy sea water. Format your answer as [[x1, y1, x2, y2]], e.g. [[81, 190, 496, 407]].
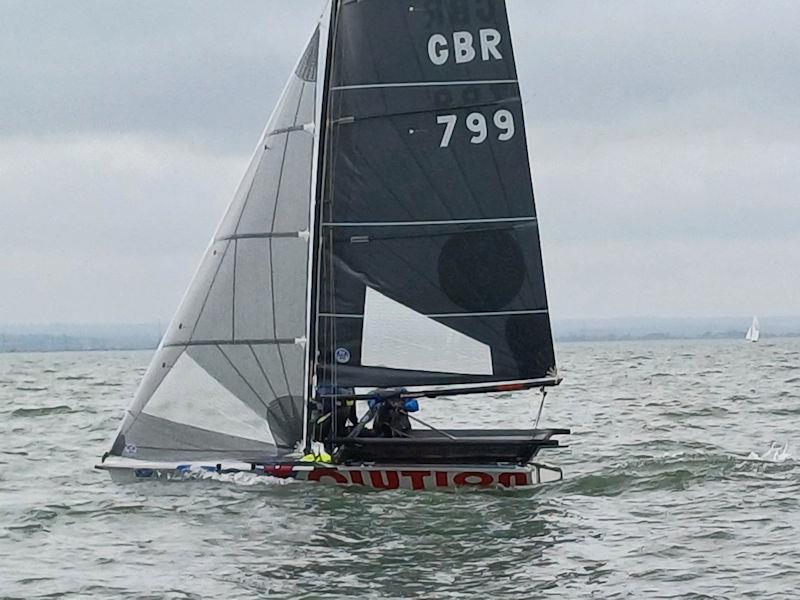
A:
[[0, 339, 798, 599]]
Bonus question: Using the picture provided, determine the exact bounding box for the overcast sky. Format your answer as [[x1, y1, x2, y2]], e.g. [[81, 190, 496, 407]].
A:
[[1, 0, 798, 325]]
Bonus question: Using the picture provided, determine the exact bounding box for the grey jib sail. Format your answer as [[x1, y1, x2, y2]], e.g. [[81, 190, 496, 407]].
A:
[[109, 28, 321, 462], [316, 0, 556, 389]]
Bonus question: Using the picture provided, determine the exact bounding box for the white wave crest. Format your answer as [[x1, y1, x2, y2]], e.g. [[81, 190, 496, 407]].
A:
[[746, 441, 792, 463], [183, 466, 297, 487]]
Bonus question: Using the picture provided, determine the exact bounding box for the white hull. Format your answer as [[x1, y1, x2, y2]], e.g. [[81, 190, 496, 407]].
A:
[[96, 457, 563, 491]]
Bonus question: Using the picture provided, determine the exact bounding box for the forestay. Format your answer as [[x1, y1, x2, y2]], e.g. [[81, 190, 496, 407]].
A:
[[108, 27, 321, 462], [316, 0, 557, 390]]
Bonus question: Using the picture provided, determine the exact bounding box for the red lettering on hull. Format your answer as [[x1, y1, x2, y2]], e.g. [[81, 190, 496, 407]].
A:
[[498, 472, 529, 488], [400, 470, 432, 490], [308, 468, 347, 484], [369, 470, 400, 490], [264, 465, 294, 478], [453, 472, 494, 487], [306, 467, 535, 490]]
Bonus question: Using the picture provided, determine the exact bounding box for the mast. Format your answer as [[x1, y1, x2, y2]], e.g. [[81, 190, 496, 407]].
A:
[[304, 0, 340, 451]]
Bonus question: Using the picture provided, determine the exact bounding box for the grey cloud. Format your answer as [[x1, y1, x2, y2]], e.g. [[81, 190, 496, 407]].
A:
[[1, 0, 798, 323], [0, 1, 324, 146]]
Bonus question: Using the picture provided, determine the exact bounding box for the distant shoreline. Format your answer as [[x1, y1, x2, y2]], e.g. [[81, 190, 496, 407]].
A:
[[1, 332, 798, 354]]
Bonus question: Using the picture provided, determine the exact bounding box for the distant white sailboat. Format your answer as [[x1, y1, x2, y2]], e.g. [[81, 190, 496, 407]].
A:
[[745, 316, 760, 342]]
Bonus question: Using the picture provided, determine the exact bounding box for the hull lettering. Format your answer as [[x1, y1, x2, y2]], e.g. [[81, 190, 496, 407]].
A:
[[308, 468, 347, 484], [498, 472, 528, 488], [400, 470, 432, 490], [453, 471, 494, 487], [369, 470, 400, 490]]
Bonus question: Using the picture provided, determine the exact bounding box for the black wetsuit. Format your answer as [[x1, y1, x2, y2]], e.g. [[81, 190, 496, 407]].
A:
[[312, 387, 358, 450], [371, 400, 412, 437]]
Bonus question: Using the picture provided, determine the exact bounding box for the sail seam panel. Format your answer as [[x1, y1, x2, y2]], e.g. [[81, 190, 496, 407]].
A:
[[334, 222, 540, 243], [164, 339, 297, 348], [331, 80, 518, 92], [320, 300, 548, 370], [132, 445, 271, 452], [186, 240, 231, 342], [323, 216, 536, 227], [248, 343, 279, 399], [331, 97, 522, 123], [215, 344, 270, 412], [320, 309, 549, 318], [267, 124, 312, 136], [133, 416, 275, 447], [216, 232, 303, 241]]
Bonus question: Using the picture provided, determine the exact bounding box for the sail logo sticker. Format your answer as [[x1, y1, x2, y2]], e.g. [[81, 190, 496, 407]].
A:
[[335, 348, 351, 364], [123, 444, 138, 457], [428, 29, 503, 65]]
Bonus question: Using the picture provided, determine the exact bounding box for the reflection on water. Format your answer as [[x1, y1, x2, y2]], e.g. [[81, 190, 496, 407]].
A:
[[0, 339, 799, 598]]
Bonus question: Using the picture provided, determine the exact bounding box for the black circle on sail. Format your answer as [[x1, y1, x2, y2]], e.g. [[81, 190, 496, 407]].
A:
[[437, 229, 525, 312]]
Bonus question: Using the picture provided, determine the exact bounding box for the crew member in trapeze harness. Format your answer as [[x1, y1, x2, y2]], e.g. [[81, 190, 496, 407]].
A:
[[311, 384, 358, 451], [312, 386, 421, 446], [365, 389, 420, 438]]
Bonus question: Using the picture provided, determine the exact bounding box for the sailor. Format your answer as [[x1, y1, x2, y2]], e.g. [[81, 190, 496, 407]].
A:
[[312, 384, 358, 451], [367, 389, 420, 438]]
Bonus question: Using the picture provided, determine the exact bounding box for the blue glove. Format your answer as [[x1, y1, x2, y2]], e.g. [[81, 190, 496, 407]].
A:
[[403, 399, 420, 413]]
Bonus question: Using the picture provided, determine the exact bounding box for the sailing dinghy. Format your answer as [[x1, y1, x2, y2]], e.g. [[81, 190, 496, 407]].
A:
[[98, 0, 569, 491]]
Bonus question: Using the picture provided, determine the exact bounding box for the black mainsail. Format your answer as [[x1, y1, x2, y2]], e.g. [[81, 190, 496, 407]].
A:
[[315, 0, 557, 391]]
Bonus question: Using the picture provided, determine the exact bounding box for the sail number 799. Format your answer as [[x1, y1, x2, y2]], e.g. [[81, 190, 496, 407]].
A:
[[437, 110, 515, 148]]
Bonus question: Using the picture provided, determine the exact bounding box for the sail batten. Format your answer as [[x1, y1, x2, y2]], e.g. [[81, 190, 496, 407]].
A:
[[331, 78, 518, 91], [323, 216, 537, 227]]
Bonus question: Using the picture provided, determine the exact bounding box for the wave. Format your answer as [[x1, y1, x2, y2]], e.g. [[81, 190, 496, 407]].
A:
[[11, 405, 74, 417], [556, 447, 795, 497], [745, 441, 792, 463], [661, 406, 732, 418], [557, 453, 737, 497], [183, 468, 297, 487]]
